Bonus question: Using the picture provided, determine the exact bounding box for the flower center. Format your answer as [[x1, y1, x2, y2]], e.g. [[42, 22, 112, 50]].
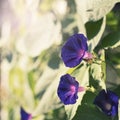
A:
[[70, 85, 76, 93], [104, 103, 112, 111], [28, 115, 32, 120], [78, 50, 85, 58], [102, 100, 112, 111], [83, 51, 93, 60]]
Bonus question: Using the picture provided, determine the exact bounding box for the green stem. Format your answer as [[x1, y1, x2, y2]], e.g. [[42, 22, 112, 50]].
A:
[[66, 63, 84, 74], [100, 50, 106, 82]]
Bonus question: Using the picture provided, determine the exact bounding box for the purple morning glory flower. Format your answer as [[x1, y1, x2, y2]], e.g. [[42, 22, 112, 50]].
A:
[[61, 33, 93, 67], [20, 107, 32, 120], [94, 90, 119, 116], [57, 74, 85, 105]]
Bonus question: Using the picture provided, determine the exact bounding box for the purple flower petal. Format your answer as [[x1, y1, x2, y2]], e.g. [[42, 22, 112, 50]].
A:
[[57, 74, 79, 105], [20, 107, 32, 120], [61, 34, 88, 67], [94, 90, 119, 116]]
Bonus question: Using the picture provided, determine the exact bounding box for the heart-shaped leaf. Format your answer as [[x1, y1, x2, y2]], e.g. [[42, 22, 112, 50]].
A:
[[75, 0, 120, 23], [100, 31, 120, 49]]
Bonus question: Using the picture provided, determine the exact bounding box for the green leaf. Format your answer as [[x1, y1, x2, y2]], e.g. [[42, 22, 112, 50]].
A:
[[105, 47, 120, 88], [106, 61, 120, 88], [73, 104, 113, 120], [88, 17, 106, 51], [81, 91, 96, 104], [114, 85, 120, 97], [28, 71, 35, 94], [9, 67, 24, 97], [90, 50, 106, 89], [106, 12, 118, 30], [75, 0, 120, 23], [100, 31, 120, 49], [90, 63, 106, 90], [106, 47, 120, 65], [85, 18, 104, 40]]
